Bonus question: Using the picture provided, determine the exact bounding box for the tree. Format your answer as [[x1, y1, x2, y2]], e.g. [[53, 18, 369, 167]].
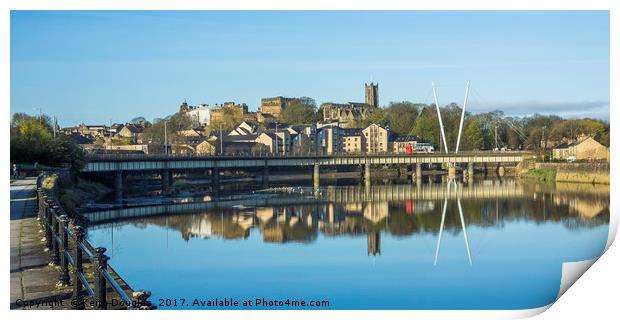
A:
[[412, 106, 440, 147], [10, 113, 84, 170], [291, 134, 316, 153], [130, 116, 151, 127], [384, 102, 420, 135], [281, 98, 320, 125], [461, 118, 484, 151], [206, 107, 245, 131], [143, 112, 193, 144]]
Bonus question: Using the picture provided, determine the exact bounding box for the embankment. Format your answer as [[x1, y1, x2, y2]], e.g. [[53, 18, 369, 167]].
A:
[[519, 162, 609, 184]]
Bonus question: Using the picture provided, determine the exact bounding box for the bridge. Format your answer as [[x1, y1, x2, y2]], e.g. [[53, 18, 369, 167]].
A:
[[81, 152, 531, 198]]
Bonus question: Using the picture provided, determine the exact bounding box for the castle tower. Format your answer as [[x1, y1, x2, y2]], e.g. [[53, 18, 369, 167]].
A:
[[365, 82, 379, 108]]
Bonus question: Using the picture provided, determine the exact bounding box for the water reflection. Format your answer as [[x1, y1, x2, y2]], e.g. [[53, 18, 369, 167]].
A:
[[86, 178, 609, 309], [88, 179, 609, 260], [434, 179, 472, 265]]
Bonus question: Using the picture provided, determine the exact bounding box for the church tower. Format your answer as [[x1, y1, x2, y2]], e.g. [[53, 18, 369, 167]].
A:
[[365, 82, 379, 108]]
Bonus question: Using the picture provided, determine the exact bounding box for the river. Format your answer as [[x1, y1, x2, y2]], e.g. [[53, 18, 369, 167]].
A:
[[85, 178, 609, 310]]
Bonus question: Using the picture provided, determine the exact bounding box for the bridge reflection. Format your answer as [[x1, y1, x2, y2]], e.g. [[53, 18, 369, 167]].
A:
[[86, 180, 609, 261]]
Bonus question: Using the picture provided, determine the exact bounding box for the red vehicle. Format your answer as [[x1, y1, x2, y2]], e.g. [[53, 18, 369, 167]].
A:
[[405, 144, 413, 154]]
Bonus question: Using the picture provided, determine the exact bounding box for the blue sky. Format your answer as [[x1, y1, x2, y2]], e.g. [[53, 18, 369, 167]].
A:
[[10, 11, 610, 126]]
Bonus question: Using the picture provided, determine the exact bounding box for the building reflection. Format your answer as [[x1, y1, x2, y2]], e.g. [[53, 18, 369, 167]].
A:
[[367, 232, 381, 256], [90, 179, 610, 257]]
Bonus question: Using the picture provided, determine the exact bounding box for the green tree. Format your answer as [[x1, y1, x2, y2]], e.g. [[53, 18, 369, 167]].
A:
[[281, 98, 320, 124], [461, 118, 484, 151], [412, 106, 440, 148], [10, 113, 84, 170], [384, 102, 420, 135]]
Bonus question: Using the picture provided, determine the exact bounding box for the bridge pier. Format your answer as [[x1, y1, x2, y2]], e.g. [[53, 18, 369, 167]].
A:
[[467, 162, 474, 184], [413, 163, 423, 182], [364, 164, 371, 181], [313, 164, 320, 188], [114, 170, 123, 200], [262, 166, 269, 187], [497, 165, 505, 177], [448, 165, 456, 178], [161, 169, 171, 193], [211, 168, 220, 194]]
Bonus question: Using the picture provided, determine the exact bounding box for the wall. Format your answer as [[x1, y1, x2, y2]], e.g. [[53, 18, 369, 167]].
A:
[[535, 162, 609, 184]]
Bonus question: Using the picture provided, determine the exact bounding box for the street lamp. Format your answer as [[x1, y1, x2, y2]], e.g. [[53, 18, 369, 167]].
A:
[[219, 123, 223, 156], [542, 126, 547, 162], [275, 122, 279, 155], [164, 120, 168, 155]]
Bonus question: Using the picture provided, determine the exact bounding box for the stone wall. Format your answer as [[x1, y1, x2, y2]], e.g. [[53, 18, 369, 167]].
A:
[[535, 162, 609, 184]]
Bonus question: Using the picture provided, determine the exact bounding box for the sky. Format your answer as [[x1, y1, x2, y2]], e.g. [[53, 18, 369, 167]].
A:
[[10, 11, 610, 126]]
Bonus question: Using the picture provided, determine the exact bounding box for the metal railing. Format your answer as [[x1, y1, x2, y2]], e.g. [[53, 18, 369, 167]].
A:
[[85, 150, 531, 161], [36, 174, 154, 310]]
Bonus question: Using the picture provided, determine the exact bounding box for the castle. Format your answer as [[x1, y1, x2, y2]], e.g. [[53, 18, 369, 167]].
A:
[[321, 82, 379, 128]]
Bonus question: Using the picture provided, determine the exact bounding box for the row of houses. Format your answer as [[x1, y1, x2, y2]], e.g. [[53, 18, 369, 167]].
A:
[[66, 119, 432, 156], [551, 136, 609, 162], [180, 121, 430, 156], [62, 122, 147, 143]]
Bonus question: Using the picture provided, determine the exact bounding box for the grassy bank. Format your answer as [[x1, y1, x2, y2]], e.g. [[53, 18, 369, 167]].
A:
[[520, 168, 556, 183], [42, 174, 111, 215]]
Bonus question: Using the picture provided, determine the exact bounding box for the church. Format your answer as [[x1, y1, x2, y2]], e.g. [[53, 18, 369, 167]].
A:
[[321, 82, 379, 128]]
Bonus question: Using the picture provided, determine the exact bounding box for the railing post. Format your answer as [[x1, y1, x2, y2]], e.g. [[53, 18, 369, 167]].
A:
[[72, 225, 85, 310], [44, 198, 53, 250], [94, 247, 109, 309], [58, 215, 71, 285], [49, 206, 60, 265], [37, 189, 43, 222]]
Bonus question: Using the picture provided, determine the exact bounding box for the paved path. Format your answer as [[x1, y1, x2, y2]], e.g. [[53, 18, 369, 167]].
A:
[[10, 178, 73, 310]]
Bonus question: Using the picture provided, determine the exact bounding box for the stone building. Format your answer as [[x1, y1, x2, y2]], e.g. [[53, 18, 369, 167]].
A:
[[365, 82, 379, 108], [259, 96, 294, 119], [322, 82, 379, 127], [209, 102, 249, 124], [196, 140, 259, 155], [117, 123, 145, 143], [342, 128, 364, 153], [362, 123, 389, 154], [255, 131, 290, 154], [77, 123, 108, 138], [552, 137, 609, 161]]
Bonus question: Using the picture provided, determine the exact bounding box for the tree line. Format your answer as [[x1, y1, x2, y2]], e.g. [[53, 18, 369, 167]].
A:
[[10, 113, 85, 170]]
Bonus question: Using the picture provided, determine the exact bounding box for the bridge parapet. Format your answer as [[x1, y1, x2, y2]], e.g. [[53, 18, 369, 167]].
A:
[[82, 152, 531, 173]]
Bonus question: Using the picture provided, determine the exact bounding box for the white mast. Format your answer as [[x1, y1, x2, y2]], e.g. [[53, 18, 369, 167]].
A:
[[432, 81, 449, 154], [455, 81, 470, 154], [457, 196, 473, 265]]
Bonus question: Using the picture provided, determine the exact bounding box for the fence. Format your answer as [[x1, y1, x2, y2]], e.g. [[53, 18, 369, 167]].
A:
[[85, 150, 531, 161], [36, 173, 154, 310]]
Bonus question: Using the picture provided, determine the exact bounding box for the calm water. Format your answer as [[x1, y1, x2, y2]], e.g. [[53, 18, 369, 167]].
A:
[[86, 179, 609, 310]]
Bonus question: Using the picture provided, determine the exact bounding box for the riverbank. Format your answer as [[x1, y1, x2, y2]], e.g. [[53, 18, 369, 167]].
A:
[[41, 173, 111, 216], [519, 162, 609, 184]]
